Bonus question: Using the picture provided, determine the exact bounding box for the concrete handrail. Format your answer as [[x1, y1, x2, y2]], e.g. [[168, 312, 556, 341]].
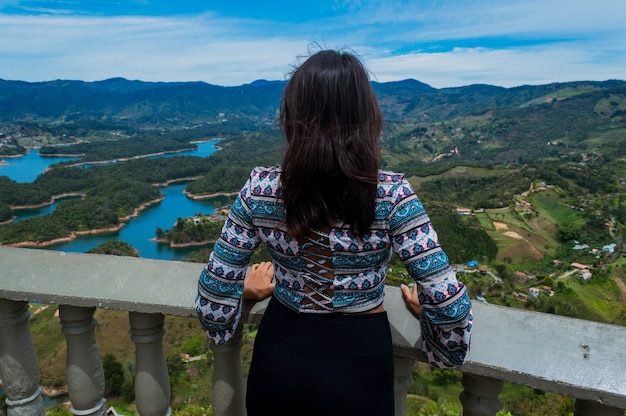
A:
[[1, 246, 625, 414]]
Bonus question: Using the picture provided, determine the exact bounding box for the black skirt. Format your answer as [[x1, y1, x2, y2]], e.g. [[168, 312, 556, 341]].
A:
[[246, 296, 394, 416]]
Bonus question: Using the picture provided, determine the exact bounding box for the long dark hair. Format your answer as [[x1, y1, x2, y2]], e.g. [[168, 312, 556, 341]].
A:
[[280, 50, 383, 239]]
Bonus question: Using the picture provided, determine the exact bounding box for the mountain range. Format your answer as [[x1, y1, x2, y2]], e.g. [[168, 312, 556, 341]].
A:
[[1, 77, 625, 128]]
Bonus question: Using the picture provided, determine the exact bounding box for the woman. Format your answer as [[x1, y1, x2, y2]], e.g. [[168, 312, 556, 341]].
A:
[[196, 49, 472, 415]]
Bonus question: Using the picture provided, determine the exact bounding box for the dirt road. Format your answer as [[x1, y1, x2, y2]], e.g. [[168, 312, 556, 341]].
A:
[[614, 276, 626, 302]]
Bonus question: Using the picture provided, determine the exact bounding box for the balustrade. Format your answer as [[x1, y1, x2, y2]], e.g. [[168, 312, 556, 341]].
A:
[[0, 299, 45, 416], [0, 246, 625, 416], [59, 305, 105, 416]]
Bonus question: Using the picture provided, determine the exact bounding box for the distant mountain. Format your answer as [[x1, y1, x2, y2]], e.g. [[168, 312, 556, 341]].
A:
[[0, 77, 625, 128], [373, 79, 626, 122], [0, 78, 285, 127]]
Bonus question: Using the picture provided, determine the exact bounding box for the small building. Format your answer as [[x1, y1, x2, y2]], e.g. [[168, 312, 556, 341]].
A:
[[571, 262, 590, 270], [467, 260, 479, 268], [516, 271, 530, 280], [603, 243, 617, 253], [107, 407, 123, 416], [529, 287, 540, 297], [581, 270, 592, 280], [513, 291, 529, 301]]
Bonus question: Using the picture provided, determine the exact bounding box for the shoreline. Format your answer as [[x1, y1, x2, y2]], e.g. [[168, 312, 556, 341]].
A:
[[11, 192, 86, 210], [0, 216, 16, 225], [1, 138, 222, 163], [6, 225, 125, 248], [0, 153, 25, 159], [183, 190, 238, 200], [152, 237, 215, 248], [153, 176, 202, 187], [41, 385, 69, 398], [119, 196, 164, 221], [5, 197, 164, 248], [41, 153, 84, 157], [47, 147, 197, 170]]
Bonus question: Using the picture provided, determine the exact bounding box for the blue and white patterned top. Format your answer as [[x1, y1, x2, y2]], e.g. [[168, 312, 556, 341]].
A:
[[196, 166, 472, 368]]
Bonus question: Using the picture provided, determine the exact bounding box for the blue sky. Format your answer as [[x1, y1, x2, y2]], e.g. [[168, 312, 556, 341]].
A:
[[0, 0, 625, 88]]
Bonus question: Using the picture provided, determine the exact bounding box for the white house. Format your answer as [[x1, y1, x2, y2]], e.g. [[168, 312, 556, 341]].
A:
[[603, 243, 617, 253]]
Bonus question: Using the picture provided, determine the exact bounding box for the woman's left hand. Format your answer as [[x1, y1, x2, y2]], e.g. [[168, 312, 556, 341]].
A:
[[243, 262, 275, 301], [401, 283, 422, 317]]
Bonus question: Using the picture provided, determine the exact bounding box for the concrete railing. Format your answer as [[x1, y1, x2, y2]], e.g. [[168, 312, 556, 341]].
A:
[[0, 246, 625, 416]]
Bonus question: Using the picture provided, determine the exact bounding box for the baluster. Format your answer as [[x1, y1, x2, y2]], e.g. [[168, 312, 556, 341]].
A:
[[59, 305, 106, 416], [209, 322, 245, 416], [459, 373, 504, 416], [393, 357, 413, 416], [129, 312, 171, 416], [0, 299, 45, 416], [574, 399, 624, 416]]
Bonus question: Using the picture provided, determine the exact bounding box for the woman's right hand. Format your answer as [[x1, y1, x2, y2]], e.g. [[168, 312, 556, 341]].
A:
[[401, 283, 422, 317], [243, 262, 275, 301]]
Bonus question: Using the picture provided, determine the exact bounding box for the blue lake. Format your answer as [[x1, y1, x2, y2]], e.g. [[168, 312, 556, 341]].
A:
[[41, 183, 235, 260], [0, 140, 220, 182], [3, 140, 232, 260], [0, 149, 81, 183]]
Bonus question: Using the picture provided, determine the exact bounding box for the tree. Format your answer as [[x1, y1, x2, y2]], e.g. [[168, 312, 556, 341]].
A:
[[0, 202, 12, 222], [557, 221, 579, 242], [102, 353, 125, 397]]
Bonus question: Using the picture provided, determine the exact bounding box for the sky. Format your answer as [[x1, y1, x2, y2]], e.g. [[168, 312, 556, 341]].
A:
[[0, 0, 625, 88]]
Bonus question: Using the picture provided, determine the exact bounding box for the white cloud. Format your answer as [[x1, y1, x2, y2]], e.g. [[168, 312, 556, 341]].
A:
[[0, 0, 625, 87], [367, 44, 626, 88], [0, 13, 309, 84]]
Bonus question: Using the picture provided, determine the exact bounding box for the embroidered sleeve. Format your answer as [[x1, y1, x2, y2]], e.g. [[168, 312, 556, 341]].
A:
[[389, 176, 472, 368], [195, 172, 261, 345]]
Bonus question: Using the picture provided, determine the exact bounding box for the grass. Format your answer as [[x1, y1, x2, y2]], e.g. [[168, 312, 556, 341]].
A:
[[29, 304, 66, 386], [410, 165, 505, 187], [482, 207, 552, 264], [474, 211, 496, 231], [32, 307, 216, 406], [476, 185, 606, 265], [485, 207, 526, 229], [563, 277, 626, 324], [612, 158, 626, 178]]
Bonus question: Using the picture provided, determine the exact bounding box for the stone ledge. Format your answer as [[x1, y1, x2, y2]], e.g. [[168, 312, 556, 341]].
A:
[[1, 246, 625, 409]]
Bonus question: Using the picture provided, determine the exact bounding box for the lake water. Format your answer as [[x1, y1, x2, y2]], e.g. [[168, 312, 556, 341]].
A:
[[0, 140, 220, 182], [2, 140, 232, 260], [42, 183, 235, 260], [0, 149, 81, 183]]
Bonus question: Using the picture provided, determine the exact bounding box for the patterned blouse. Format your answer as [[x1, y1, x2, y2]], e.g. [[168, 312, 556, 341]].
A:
[[196, 166, 472, 368]]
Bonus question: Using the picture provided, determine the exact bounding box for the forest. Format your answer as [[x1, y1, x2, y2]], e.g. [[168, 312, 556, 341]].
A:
[[0, 156, 219, 242]]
